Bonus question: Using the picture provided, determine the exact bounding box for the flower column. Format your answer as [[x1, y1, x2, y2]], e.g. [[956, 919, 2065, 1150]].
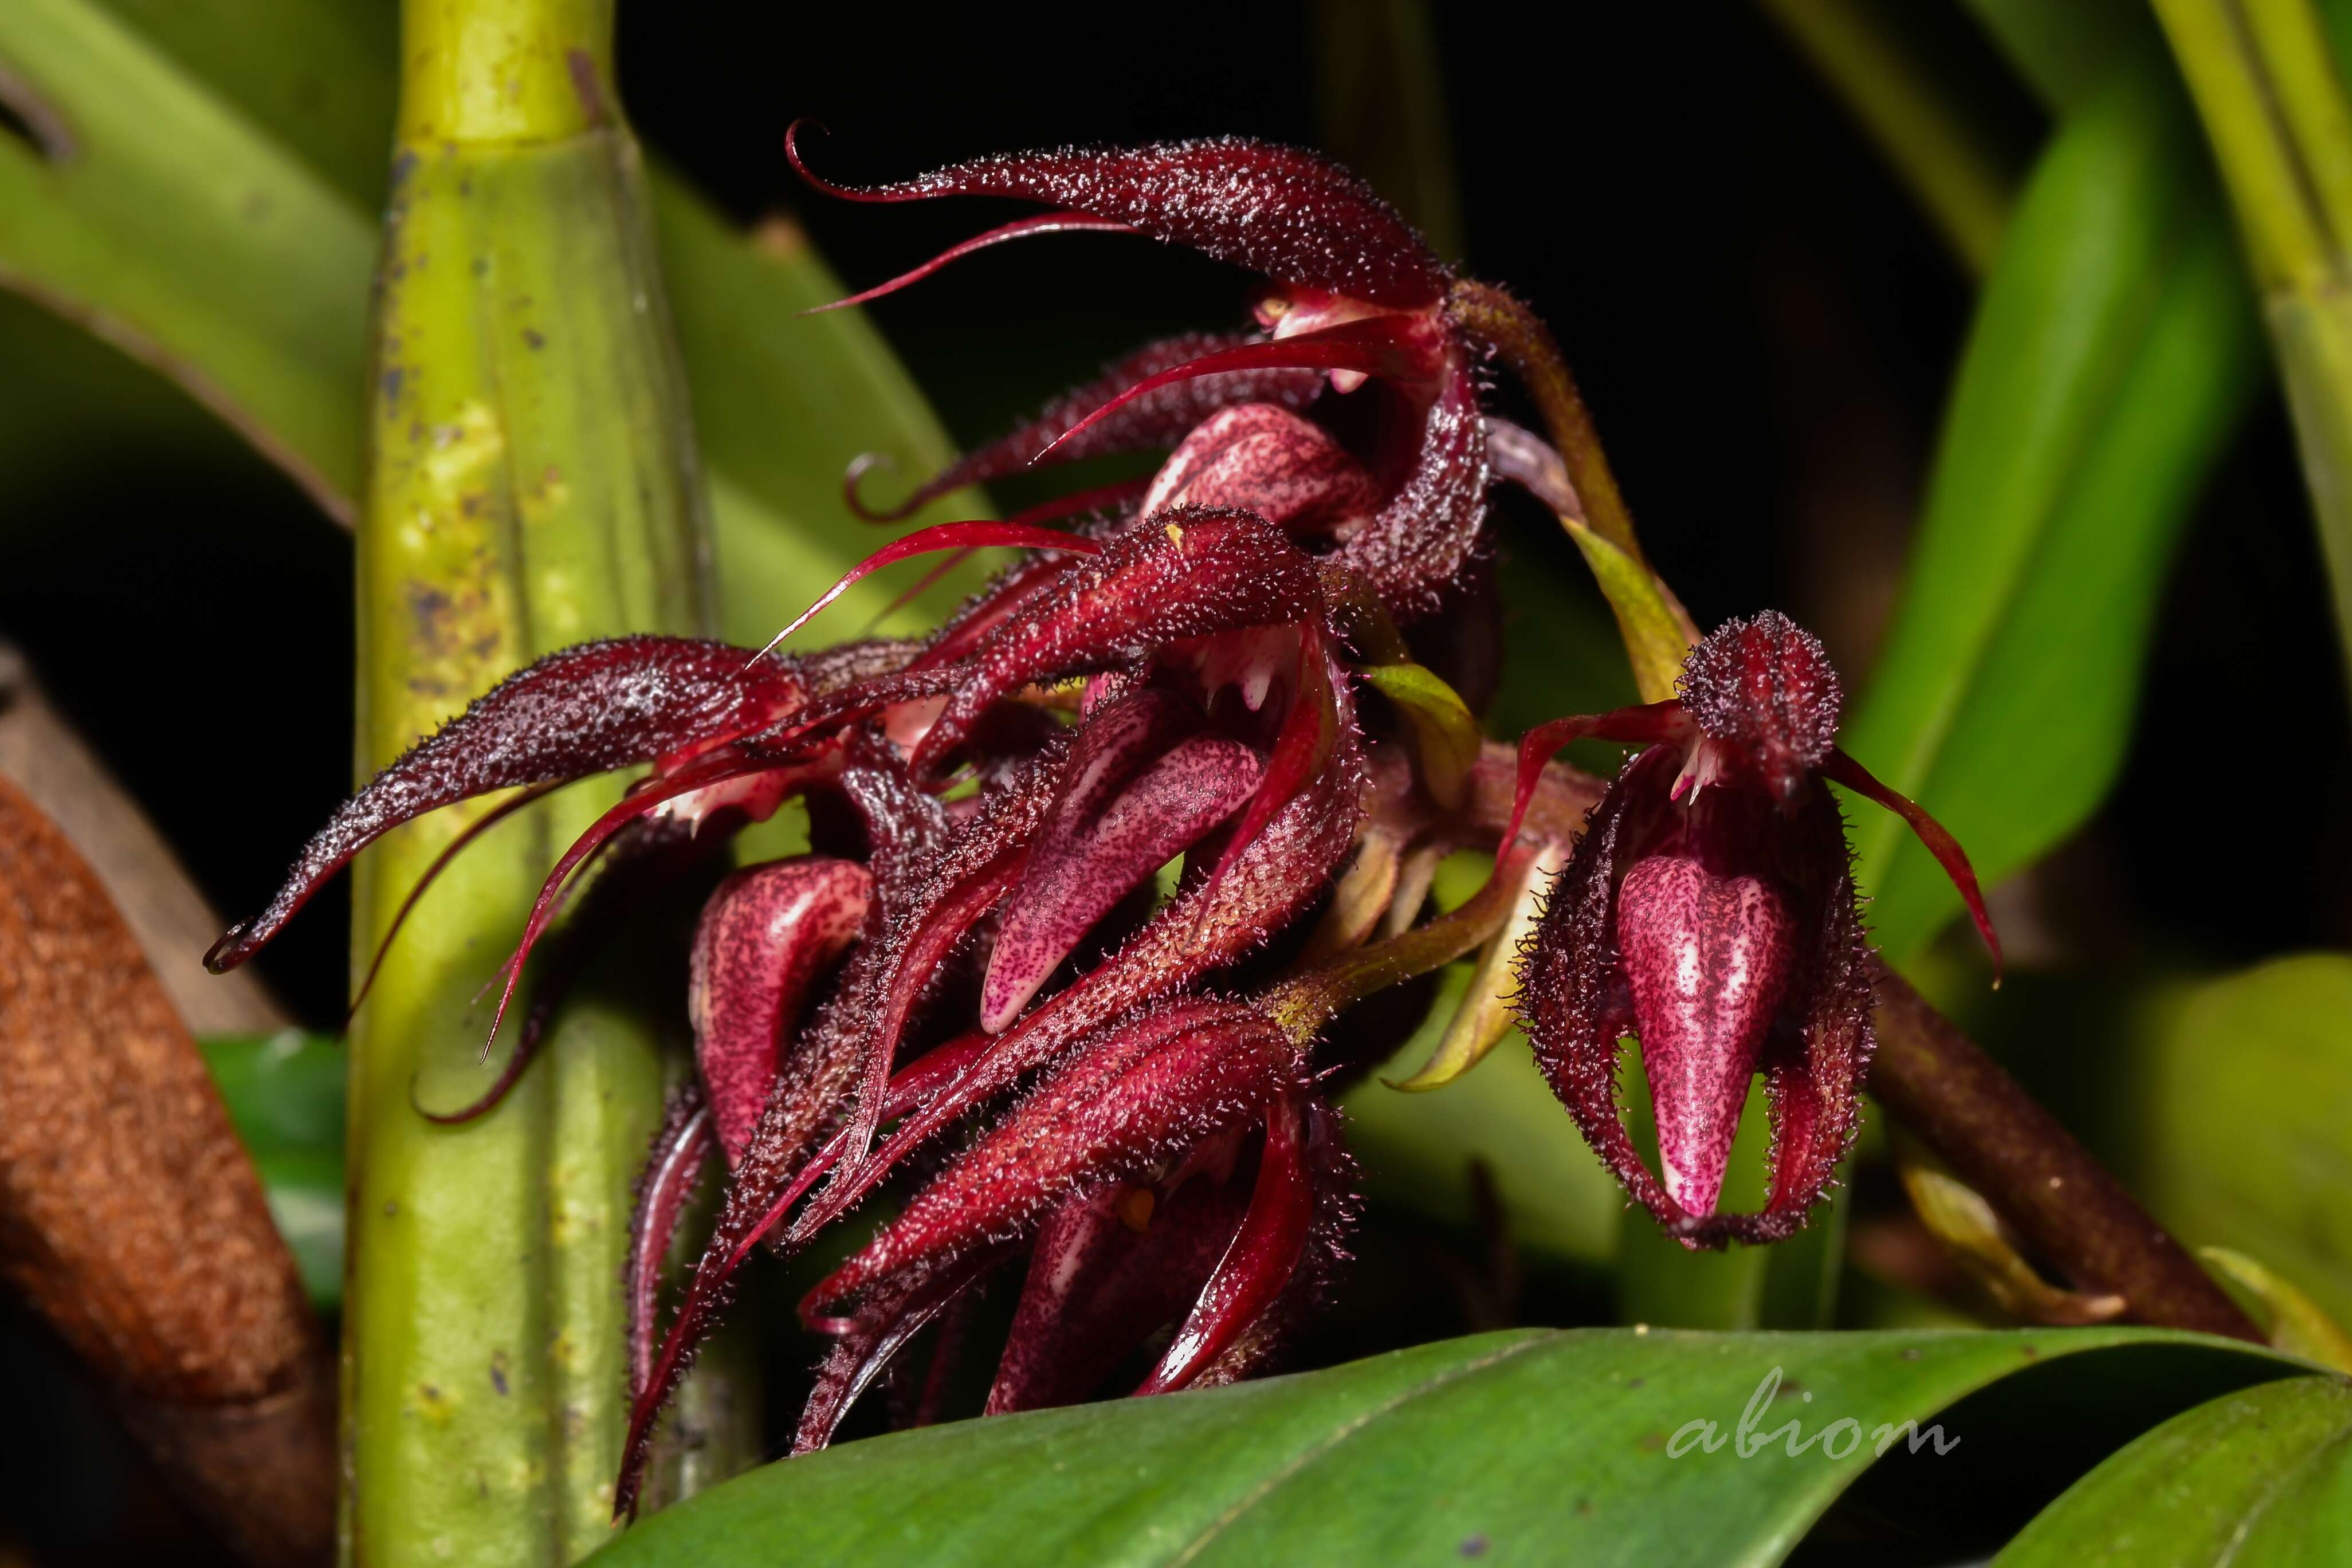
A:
[[348, 1, 716, 1559]]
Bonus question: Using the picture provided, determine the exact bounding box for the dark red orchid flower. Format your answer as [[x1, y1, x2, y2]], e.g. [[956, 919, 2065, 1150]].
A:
[[207, 129, 1653, 1518], [1509, 610, 2000, 1248]]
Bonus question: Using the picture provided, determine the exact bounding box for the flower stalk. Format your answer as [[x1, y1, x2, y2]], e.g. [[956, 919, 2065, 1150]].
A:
[[1868, 962, 2259, 1340]]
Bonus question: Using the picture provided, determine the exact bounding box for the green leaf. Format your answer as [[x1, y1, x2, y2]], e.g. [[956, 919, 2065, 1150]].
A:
[[1996, 1376, 2352, 1565], [0, 0, 376, 521], [1842, 61, 2263, 964], [2129, 955, 2352, 1334], [0, 0, 991, 651], [587, 1327, 2296, 1567], [199, 1029, 346, 1309]]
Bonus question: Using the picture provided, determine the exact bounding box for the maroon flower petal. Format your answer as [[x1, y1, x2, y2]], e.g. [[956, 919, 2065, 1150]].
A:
[[910, 508, 1325, 778], [1518, 745, 1686, 1231], [790, 1241, 1018, 1456], [688, 858, 873, 1166], [788, 729, 1362, 1253], [984, 1172, 1250, 1414], [626, 1088, 716, 1400], [1334, 351, 1491, 620], [803, 211, 1138, 316], [1821, 747, 2002, 979], [981, 737, 1262, 1032], [799, 997, 1298, 1321], [1614, 854, 1797, 1219], [1136, 1092, 1314, 1394], [1140, 403, 1381, 538], [1031, 317, 1446, 467], [207, 636, 807, 972], [788, 127, 1449, 309]]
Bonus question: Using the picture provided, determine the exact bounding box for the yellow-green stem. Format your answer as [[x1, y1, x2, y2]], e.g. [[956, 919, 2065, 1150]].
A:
[[345, 1, 727, 1560], [2154, 0, 2352, 690]]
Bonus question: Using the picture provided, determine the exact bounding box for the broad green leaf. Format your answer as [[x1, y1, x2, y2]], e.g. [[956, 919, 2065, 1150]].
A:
[[1996, 1376, 2352, 1565], [1843, 62, 2263, 964], [0, 0, 990, 651], [589, 1327, 2296, 1568], [2129, 954, 2352, 1332], [0, 0, 375, 521]]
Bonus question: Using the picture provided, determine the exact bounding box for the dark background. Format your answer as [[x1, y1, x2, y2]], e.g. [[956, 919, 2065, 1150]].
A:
[[3, 3, 2348, 1562]]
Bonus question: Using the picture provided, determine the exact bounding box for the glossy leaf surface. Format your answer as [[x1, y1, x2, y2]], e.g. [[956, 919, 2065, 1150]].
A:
[[590, 1327, 2295, 1567], [1996, 1375, 2352, 1566]]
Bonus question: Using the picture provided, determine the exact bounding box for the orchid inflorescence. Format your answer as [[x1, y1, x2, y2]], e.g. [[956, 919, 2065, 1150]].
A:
[[209, 125, 1996, 1516]]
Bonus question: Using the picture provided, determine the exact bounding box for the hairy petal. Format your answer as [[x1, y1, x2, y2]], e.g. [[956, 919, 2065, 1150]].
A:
[[982, 733, 1265, 1032], [689, 858, 873, 1166], [1141, 403, 1381, 539], [627, 1089, 716, 1400], [984, 1172, 1251, 1414], [209, 637, 804, 970], [792, 724, 1364, 1245], [800, 999, 1300, 1320], [1137, 1093, 1314, 1394], [1518, 746, 1686, 1231], [911, 508, 1324, 777], [1336, 350, 1493, 620], [790, 1241, 1016, 1456], [790, 128, 1449, 309]]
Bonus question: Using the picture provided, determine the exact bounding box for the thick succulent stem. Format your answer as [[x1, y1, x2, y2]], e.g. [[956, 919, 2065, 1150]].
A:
[[1867, 962, 2260, 1342], [344, 1, 736, 1560]]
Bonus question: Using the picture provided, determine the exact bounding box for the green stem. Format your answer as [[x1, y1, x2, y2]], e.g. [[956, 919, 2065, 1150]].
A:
[[2153, 0, 2352, 693], [345, 1, 731, 1560], [1757, 0, 2016, 275]]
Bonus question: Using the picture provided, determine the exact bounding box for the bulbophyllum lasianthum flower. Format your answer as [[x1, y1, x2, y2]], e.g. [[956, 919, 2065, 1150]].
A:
[[206, 128, 1629, 1519], [1506, 611, 2002, 1249]]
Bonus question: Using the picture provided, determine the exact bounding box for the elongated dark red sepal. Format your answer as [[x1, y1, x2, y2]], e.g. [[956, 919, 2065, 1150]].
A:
[[1031, 317, 1446, 467], [848, 333, 1324, 522], [984, 1172, 1250, 1414], [1821, 748, 2002, 981], [981, 714, 1263, 1030], [752, 518, 1104, 660], [790, 1242, 1018, 1456], [626, 1087, 716, 1400], [912, 508, 1325, 777], [1334, 352, 1492, 620], [1505, 701, 1693, 848], [803, 212, 1137, 316], [787, 126, 1449, 309], [1137, 1093, 1313, 1394], [788, 724, 1363, 1249], [799, 997, 1299, 1323], [207, 637, 807, 972], [689, 858, 873, 1165]]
